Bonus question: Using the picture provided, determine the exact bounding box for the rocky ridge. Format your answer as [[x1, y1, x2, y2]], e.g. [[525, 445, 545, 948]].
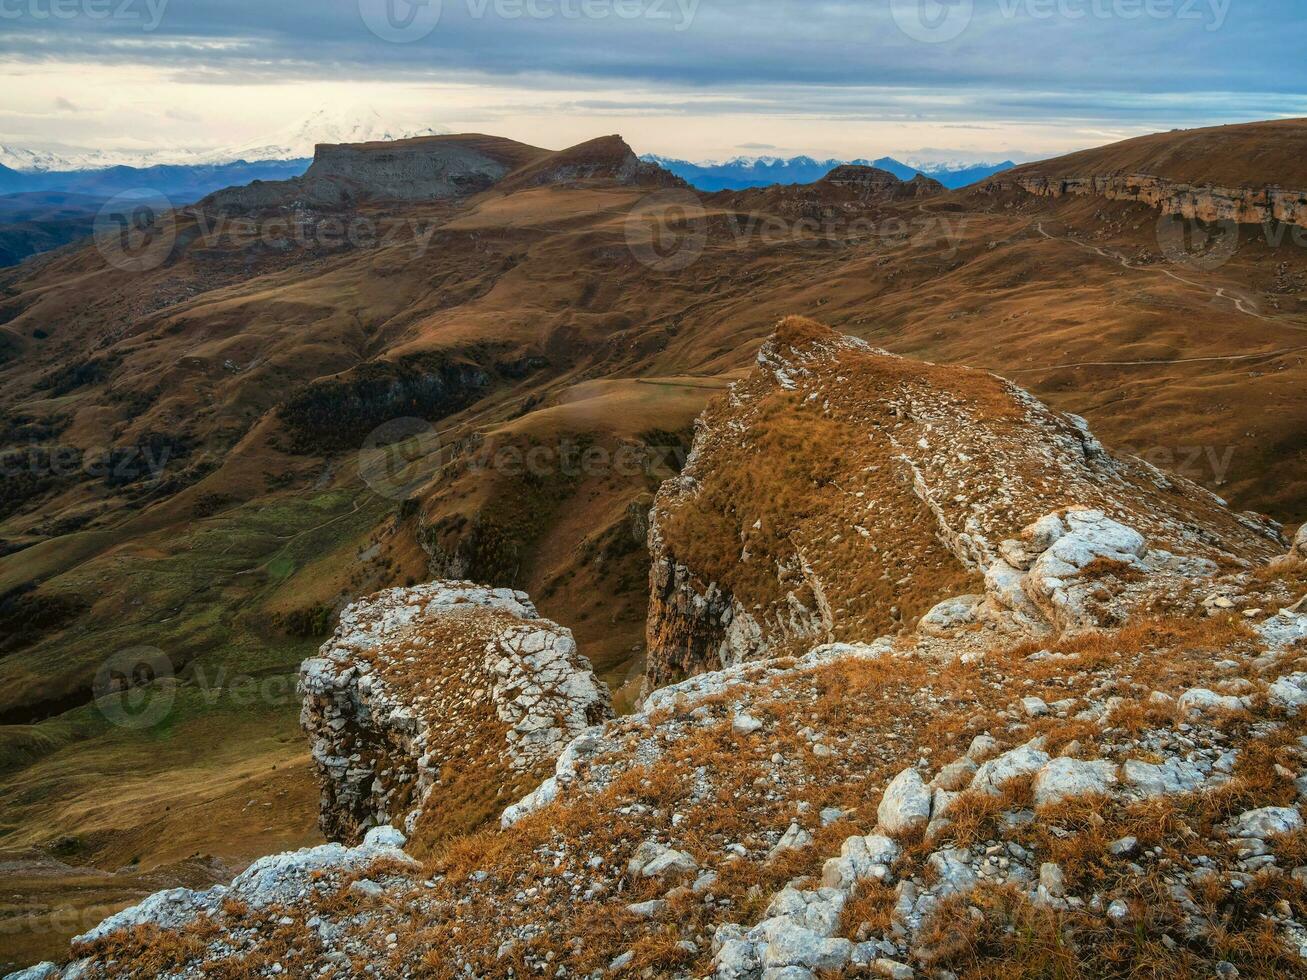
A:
[[199, 133, 678, 214], [645, 317, 1282, 689], [13, 323, 1307, 980], [299, 581, 612, 846], [821, 166, 943, 199]]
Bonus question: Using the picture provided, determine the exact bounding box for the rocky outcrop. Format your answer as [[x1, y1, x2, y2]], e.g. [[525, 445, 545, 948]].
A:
[[822, 165, 943, 198], [199, 133, 678, 213], [645, 318, 1283, 689], [985, 171, 1307, 229], [493, 135, 685, 193], [299, 581, 611, 844], [200, 133, 546, 213]]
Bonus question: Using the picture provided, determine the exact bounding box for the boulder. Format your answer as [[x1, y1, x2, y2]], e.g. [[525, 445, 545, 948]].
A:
[[1122, 757, 1208, 798], [970, 740, 1051, 795], [821, 835, 900, 889], [1269, 674, 1307, 716], [927, 848, 976, 897], [1177, 687, 1248, 719], [1032, 758, 1119, 806], [878, 768, 933, 836]]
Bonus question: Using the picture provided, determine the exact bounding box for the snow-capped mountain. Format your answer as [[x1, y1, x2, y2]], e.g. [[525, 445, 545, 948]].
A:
[[0, 107, 448, 174]]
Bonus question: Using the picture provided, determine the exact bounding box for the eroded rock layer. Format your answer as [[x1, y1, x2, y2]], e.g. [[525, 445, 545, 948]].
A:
[[986, 172, 1307, 230]]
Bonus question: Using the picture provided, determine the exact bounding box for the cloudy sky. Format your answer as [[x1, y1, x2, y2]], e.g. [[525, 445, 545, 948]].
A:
[[1, 0, 1305, 163]]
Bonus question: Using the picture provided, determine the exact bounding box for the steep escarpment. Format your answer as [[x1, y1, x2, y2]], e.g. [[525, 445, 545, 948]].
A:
[[981, 119, 1307, 229], [299, 582, 612, 848], [646, 318, 1284, 689], [201, 133, 548, 212], [985, 171, 1307, 231]]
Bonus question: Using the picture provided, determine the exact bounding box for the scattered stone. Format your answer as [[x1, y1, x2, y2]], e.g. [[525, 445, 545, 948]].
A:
[[1108, 836, 1139, 857]]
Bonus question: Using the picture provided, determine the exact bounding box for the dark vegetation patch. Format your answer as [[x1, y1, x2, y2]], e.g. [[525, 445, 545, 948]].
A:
[[0, 583, 87, 657], [278, 349, 527, 455], [1, 412, 70, 444], [35, 353, 121, 396], [276, 603, 337, 638]]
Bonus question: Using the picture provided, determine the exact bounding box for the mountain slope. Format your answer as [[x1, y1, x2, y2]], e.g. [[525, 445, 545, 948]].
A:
[[647, 318, 1282, 687]]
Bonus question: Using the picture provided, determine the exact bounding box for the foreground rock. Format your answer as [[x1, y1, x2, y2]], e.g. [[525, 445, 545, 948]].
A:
[[299, 581, 612, 845]]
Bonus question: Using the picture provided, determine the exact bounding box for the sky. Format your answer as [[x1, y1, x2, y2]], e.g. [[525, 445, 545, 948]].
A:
[[1, 0, 1305, 164]]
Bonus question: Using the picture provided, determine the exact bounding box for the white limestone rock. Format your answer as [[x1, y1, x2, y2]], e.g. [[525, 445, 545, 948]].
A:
[[1177, 688, 1249, 720], [1228, 807, 1304, 839], [1032, 758, 1119, 806], [1122, 758, 1209, 798], [1269, 674, 1307, 716], [878, 768, 933, 837], [970, 739, 1051, 795]]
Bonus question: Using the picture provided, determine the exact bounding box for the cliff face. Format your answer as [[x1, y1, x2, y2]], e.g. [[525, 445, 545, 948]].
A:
[[298, 581, 612, 846], [197, 133, 680, 213], [302, 139, 525, 200], [645, 317, 1283, 689], [986, 172, 1307, 229]]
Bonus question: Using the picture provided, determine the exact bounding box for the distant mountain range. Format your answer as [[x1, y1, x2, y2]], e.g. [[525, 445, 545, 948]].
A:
[[0, 158, 313, 203], [642, 154, 1015, 191], [0, 106, 448, 207]]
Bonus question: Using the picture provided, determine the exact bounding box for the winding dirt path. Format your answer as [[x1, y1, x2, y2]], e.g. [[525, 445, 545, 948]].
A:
[[1034, 221, 1274, 321]]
